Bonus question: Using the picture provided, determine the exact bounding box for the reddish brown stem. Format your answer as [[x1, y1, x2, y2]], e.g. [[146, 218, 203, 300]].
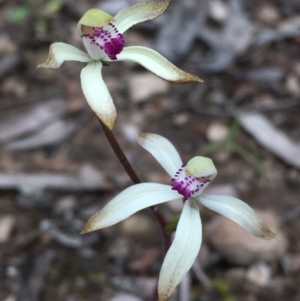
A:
[[100, 120, 140, 184], [99, 120, 171, 251]]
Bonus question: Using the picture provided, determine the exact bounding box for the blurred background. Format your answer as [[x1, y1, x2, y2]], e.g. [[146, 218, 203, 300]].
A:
[[0, 0, 300, 300]]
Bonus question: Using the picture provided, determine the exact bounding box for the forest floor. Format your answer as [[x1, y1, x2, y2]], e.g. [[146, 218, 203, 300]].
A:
[[1, 0, 300, 300]]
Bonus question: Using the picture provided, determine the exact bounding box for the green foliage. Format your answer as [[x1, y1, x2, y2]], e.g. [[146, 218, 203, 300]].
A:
[[164, 214, 180, 233], [213, 279, 230, 294], [43, 0, 63, 16], [8, 5, 30, 22], [35, 19, 47, 33], [213, 279, 237, 301], [7, 0, 63, 23]]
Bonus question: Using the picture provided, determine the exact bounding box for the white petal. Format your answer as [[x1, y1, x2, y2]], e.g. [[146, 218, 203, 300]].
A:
[[158, 200, 202, 301], [114, 0, 171, 34], [115, 46, 203, 83], [81, 37, 107, 61], [82, 183, 180, 233], [77, 9, 115, 60], [199, 194, 276, 239], [80, 61, 117, 130], [37, 42, 91, 69], [137, 133, 182, 177]]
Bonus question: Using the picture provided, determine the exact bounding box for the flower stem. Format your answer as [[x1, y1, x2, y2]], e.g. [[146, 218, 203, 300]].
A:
[[99, 119, 171, 251], [100, 119, 140, 184]]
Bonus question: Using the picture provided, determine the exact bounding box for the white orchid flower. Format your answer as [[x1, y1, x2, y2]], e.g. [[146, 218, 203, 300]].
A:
[[37, 0, 202, 130], [82, 133, 276, 301]]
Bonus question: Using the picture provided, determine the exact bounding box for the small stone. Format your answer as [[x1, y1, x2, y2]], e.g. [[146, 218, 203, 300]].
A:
[[110, 293, 142, 301], [256, 4, 280, 25], [172, 113, 189, 127], [55, 196, 77, 213], [0, 215, 15, 243], [129, 73, 169, 103], [246, 262, 271, 287], [205, 210, 287, 265], [6, 266, 18, 277], [209, 0, 229, 23], [285, 74, 300, 97], [206, 122, 229, 143], [120, 123, 140, 142]]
